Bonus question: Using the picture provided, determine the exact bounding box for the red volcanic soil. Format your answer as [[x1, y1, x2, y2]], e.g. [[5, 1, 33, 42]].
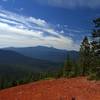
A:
[[0, 77, 100, 100]]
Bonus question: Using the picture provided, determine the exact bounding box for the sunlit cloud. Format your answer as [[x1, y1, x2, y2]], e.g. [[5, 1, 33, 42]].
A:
[[0, 8, 80, 50]]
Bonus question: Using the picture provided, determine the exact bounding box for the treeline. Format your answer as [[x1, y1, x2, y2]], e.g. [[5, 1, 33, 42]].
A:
[[0, 70, 63, 90]]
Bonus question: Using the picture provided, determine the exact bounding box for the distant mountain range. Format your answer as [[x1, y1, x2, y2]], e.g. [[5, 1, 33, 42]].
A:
[[4, 46, 79, 63], [0, 49, 62, 81], [0, 49, 61, 71]]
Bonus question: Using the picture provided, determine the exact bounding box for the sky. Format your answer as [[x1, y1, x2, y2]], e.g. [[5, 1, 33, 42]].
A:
[[0, 0, 100, 51]]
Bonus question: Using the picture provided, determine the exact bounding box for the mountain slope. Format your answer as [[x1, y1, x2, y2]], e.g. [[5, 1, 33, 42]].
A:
[[0, 77, 100, 100], [0, 50, 62, 89], [4, 46, 79, 62], [0, 49, 62, 81]]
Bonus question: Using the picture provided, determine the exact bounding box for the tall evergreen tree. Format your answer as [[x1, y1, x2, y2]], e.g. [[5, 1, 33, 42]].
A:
[[91, 18, 100, 56], [80, 36, 91, 76], [90, 18, 100, 79]]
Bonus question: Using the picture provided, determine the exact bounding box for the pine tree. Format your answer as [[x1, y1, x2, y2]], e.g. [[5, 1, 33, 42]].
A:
[[80, 36, 91, 76], [91, 18, 100, 56], [90, 18, 100, 79]]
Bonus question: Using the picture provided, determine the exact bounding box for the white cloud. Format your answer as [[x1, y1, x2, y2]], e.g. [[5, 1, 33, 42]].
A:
[[0, 8, 80, 51], [36, 0, 100, 9], [29, 17, 47, 27]]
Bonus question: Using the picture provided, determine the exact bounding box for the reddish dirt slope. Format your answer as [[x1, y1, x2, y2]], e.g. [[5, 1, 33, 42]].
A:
[[0, 77, 100, 100]]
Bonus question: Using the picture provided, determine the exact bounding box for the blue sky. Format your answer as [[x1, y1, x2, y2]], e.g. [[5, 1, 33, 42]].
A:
[[0, 0, 100, 50]]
